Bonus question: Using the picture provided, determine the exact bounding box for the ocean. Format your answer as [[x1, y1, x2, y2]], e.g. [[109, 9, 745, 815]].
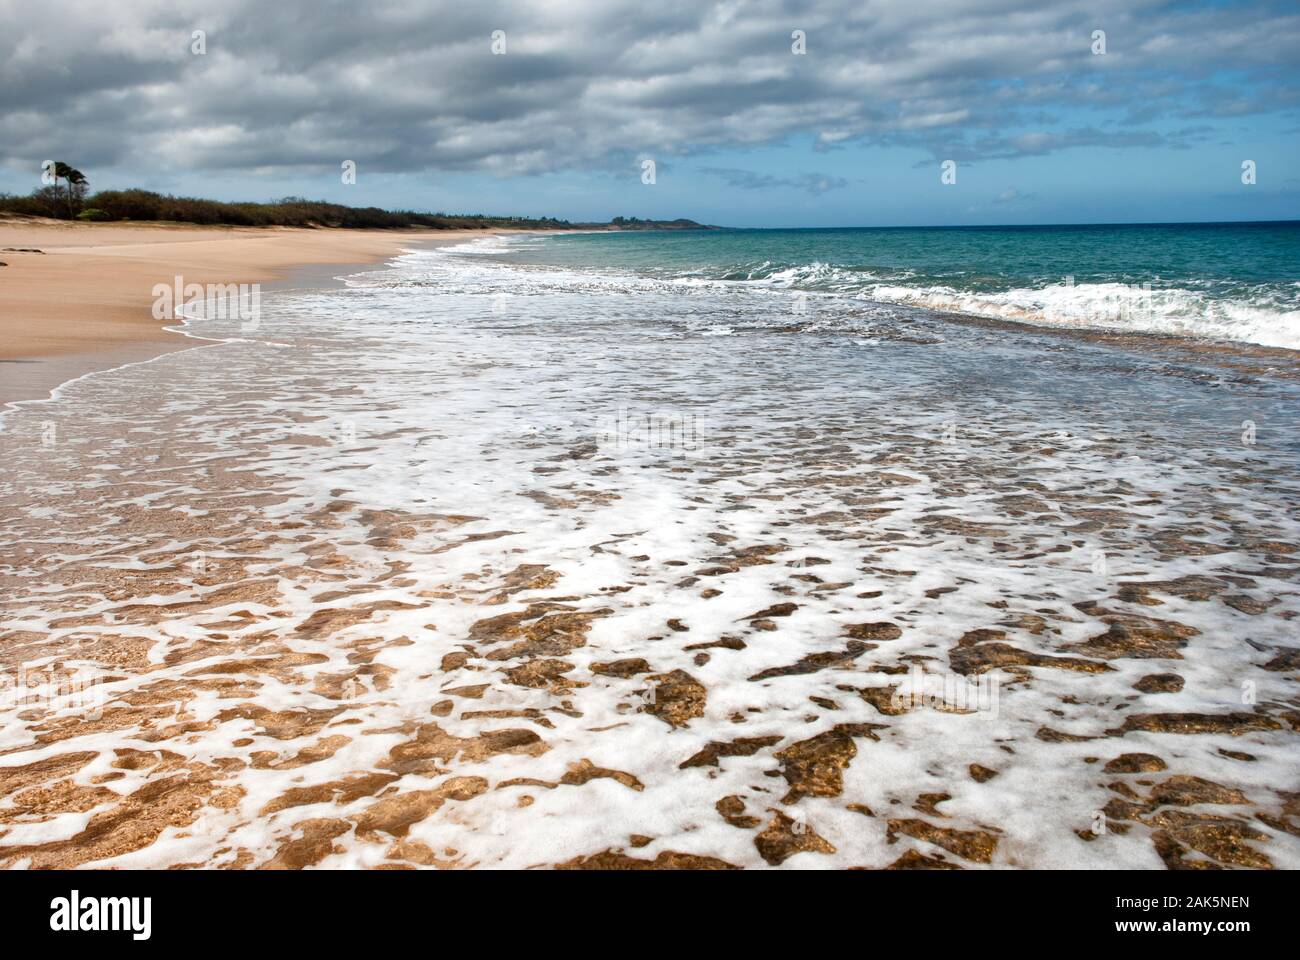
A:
[[0, 224, 1297, 869], [491, 221, 1300, 349]]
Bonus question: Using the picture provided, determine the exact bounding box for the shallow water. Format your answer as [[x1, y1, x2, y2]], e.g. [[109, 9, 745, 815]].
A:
[[0, 239, 1297, 869]]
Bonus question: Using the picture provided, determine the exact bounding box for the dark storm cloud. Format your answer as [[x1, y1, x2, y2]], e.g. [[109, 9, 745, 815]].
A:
[[1, 0, 1296, 178]]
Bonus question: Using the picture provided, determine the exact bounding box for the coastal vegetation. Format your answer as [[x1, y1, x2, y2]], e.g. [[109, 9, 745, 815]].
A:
[[0, 169, 707, 231]]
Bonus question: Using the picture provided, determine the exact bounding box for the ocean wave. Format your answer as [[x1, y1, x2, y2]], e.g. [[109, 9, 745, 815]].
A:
[[431, 235, 521, 255], [426, 237, 1300, 349], [674, 261, 1300, 349], [860, 280, 1300, 349]]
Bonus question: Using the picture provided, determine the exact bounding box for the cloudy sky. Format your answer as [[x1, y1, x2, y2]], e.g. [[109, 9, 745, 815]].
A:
[[2, 0, 1296, 226]]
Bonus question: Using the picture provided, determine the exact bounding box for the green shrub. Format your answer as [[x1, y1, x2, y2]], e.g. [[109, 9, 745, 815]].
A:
[[0, 186, 577, 230], [0, 187, 66, 218]]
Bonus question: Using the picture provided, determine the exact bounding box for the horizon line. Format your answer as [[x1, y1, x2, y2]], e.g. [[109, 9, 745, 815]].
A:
[[701, 217, 1300, 231]]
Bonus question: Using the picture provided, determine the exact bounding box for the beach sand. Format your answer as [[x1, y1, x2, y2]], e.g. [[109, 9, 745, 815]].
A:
[[0, 226, 1296, 871], [0, 218, 511, 406]]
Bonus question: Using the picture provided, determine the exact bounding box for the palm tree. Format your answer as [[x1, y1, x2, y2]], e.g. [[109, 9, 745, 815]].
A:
[[66, 168, 87, 217], [47, 163, 88, 218], [49, 162, 73, 217]]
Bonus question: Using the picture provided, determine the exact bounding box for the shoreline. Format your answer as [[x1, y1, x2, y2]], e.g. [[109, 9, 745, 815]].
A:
[[4, 217, 1296, 413], [0, 221, 1296, 870], [0, 219, 535, 408]]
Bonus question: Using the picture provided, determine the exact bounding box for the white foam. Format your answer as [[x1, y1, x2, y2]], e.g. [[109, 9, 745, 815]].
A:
[[863, 280, 1300, 349], [0, 245, 1297, 870]]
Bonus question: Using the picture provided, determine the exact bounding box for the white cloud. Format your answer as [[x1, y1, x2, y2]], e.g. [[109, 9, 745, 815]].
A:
[[0, 0, 1295, 178]]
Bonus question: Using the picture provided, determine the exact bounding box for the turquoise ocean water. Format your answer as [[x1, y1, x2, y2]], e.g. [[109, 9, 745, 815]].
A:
[[492, 221, 1300, 349]]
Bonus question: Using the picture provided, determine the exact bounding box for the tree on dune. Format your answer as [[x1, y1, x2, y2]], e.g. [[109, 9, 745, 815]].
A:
[[48, 161, 88, 218], [66, 167, 88, 216]]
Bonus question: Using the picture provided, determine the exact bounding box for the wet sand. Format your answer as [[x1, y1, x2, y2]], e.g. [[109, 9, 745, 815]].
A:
[[0, 242, 1296, 870], [0, 219, 527, 407]]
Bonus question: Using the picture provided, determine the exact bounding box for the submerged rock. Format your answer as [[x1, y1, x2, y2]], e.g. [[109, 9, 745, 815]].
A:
[[643, 669, 707, 728], [747, 640, 872, 681], [843, 621, 903, 641], [716, 795, 761, 828], [949, 628, 1109, 676], [1066, 602, 1199, 660], [1133, 673, 1184, 693], [754, 811, 835, 865], [886, 818, 999, 864], [556, 849, 740, 870], [680, 735, 782, 769], [773, 722, 885, 803], [1103, 753, 1168, 774], [1107, 712, 1283, 737], [590, 657, 651, 678], [883, 849, 962, 870]]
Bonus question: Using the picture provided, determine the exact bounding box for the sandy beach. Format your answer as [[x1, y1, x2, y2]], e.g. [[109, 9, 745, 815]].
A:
[[0, 219, 511, 407], [0, 228, 1296, 871], [5, 1, 1300, 939]]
